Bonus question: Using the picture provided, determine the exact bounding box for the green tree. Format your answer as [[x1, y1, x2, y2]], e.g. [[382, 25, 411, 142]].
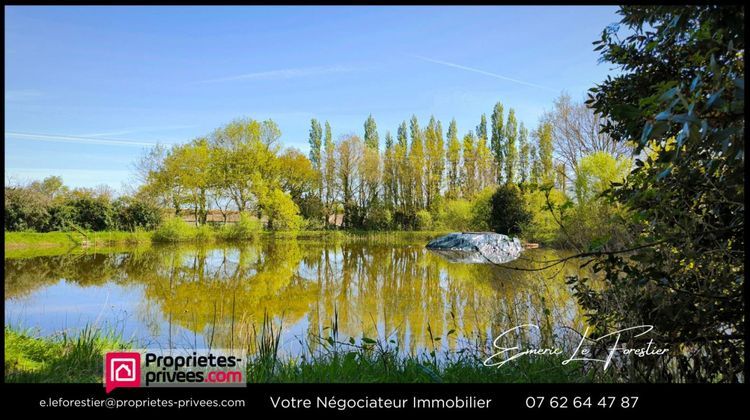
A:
[[461, 132, 477, 198], [529, 143, 542, 185], [424, 116, 445, 209], [490, 102, 505, 183], [574, 5, 744, 382], [361, 115, 381, 212], [278, 148, 319, 219], [395, 121, 411, 216], [308, 119, 322, 170], [261, 189, 302, 231], [446, 119, 461, 199], [382, 131, 397, 211], [536, 122, 554, 184], [489, 184, 531, 235], [166, 139, 212, 225], [573, 152, 630, 203], [323, 121, 336, 226], [504, 109, 518, 184], [476, 132, 493, 190], [409, 115, 425, 209], [336, 134, 363, 228], [363, 114, 379, 149], [476, 114, 488, 143], [518, 122, 530, 183]]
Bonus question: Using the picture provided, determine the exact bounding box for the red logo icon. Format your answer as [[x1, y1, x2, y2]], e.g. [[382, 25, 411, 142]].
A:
[[105, 352, 141, 393]]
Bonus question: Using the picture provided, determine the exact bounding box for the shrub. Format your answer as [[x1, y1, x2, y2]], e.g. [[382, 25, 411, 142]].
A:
[[521, 187, 567, 244], [434, 199, 473, 231], [363, 202, 393, 230], [69, 197, 113, 231], [221, 213, 261, 240], [194, 224, 214, 241], [469, 187, 496, 231], [4, 187, 50, 232], [300, 217, 326, 231], [415, 210, 433, 231], [488, 184, 531, 236], [152, 217, 192, 242], [263, 189, 302, 231], [114, 199, 162, 231], [45, 203, 75, 232]]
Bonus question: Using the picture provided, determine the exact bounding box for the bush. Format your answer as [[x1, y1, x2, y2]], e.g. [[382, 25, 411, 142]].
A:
[[469, 187, 496, 231], [521, 187, 567, 244], [152, 217, 192, 242], [263, 189, 302, 231], [363, 202, 393, 230], [4, 187, 50, 232], [221, 213, 261, 240], [45, 204, 75, 232], [488, 184, 531, 236], [194, 224, 214, 241], [415, 210, 433, 231], [114, 199, 162, 231], [69, 197, 113, 231], [434, 199, 474, 231]]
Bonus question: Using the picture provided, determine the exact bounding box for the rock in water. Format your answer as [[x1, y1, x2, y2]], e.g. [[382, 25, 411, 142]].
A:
[[426, 232, 523, 264]]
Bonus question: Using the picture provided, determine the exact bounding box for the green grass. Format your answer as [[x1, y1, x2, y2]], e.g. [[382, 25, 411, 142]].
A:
[[250, 352, 590, 383], [246, 313, 591, 383], [5, 230, 151, 249], [5, 325, 592, 384], [4, 326, 129, 383]]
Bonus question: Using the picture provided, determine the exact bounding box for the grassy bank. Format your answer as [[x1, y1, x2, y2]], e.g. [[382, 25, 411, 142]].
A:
[[5, 229, 449, 251], [4, 327, 591, 384], [4, 231, 151, 249], [4, 327, 129, 383]]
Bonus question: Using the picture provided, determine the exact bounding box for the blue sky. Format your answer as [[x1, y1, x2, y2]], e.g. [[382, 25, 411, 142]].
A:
[[5, 6, 620, 190]]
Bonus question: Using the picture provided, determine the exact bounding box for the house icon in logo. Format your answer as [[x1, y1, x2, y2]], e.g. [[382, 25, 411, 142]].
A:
[[112, 360, 136, 381], [105, 352, 141, 393]]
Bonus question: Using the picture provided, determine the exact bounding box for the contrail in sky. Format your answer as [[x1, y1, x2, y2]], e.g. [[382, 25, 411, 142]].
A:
[[196, 65, 355, 84], [5, 132, 160, 147], [410, 55, 556, 91]]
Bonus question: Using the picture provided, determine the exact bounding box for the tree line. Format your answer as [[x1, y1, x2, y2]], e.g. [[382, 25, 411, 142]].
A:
[[5, 91, 632, 244]]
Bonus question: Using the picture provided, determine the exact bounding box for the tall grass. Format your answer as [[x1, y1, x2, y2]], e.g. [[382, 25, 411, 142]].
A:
[[5, 326, 129, 383], [5, 320, 593, 383], [245, 310, 593, 383]]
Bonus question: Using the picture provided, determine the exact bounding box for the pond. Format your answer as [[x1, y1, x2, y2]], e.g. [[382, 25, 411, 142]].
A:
[[4, 237, 590, 358]]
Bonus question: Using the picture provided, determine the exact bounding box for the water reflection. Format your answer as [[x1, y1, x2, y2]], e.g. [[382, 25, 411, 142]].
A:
[[5, 239, 589, 357]]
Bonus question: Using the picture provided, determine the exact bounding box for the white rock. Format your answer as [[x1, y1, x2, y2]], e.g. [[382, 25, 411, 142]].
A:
[[426, 232, 523, 264]]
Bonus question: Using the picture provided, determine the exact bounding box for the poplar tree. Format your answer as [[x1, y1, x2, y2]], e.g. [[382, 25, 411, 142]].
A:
[[504, 109, 518, 184], [462, 131, 477, 198], [383, 131, 397, 210], [537, 121, 554, 184], [362, 115, 380, 207], [446, 119, 461, 199], [518, 122, 530, 184], [396, 121, 411, 213], [490, 102, 505, 183], [363, 114, 379, 149], [409, 115, 425, 209], [424, 116, 445, 209], [323, 121, 336, 226], [308, 119, 322, 170]]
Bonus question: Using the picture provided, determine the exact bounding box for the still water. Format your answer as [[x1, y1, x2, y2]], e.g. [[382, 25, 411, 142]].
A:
[[5, 237, 589, 357]]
